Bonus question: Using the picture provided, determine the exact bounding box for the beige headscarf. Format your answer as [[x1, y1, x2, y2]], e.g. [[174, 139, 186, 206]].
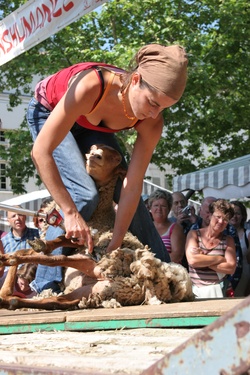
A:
[[136, 44, 188, 100]]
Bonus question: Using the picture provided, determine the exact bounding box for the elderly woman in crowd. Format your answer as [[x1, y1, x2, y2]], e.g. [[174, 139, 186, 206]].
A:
[[148, 189, 185, 264], [186, 199, 236, 298]]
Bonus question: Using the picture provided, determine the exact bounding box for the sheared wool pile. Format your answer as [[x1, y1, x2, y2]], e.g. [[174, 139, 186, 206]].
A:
[[78, 245, 194, 309]]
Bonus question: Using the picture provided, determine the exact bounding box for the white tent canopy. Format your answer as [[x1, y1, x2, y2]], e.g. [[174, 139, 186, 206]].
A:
[[0, 189, 50, 206], [172, 154, 250, 199]]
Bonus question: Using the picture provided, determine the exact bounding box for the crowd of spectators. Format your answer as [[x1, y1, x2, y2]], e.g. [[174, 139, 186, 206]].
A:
[[0, 194, 249, 301], [0, 201, 48, 298], [146, 190, 250, 299]]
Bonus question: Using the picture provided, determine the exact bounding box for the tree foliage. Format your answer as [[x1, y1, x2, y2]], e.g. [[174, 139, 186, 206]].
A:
[[0, 119, 41, 194], [0, 0, 249, 193]]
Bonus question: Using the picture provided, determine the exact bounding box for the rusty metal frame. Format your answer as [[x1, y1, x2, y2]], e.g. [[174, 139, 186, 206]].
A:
[[142, 296, 250, 375]]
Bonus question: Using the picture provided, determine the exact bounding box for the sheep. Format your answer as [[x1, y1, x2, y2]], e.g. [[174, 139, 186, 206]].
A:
[[0, 144, 194, 310], [0, 144, 125, 298], [0, 245, 193, 310]]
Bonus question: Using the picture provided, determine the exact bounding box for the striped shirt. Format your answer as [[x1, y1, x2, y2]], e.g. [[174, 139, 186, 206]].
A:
[[161, 223, 176, 254], [189, 229, 227, 287]]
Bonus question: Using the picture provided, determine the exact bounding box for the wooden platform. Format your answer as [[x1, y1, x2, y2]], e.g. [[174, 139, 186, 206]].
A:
[[0, 298, 247, 375], [0, 298, 243, 335]]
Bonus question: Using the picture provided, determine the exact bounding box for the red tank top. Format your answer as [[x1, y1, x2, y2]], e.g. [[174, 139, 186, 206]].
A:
[[35, 62, 140, 133]]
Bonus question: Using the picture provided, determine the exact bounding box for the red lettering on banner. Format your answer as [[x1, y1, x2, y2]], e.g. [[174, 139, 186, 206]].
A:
[[22, 17, 32, 35], [22, 13, 37, 36], [37, 7, 47, 29], [0, 30, 12, 53], [0, 0, 77, 56], [63, 0, 74, 12], [9, 26, 18, 46], [51, 0, 62, 18], [39, 4, 52, 26], [83, 0, 91, 11], [40, 5, 52, 25], [9, 23, 25, 44]]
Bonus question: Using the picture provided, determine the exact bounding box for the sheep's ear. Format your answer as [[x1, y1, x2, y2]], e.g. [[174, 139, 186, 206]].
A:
[[112, 153, 122, 166], [106, 149, 122, 167], [116, 165, 127, 180]]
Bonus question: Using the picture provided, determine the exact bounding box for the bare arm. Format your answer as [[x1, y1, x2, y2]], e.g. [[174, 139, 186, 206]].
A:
[[31, 70, 101, 251], [209, 236, 236, 275], [0, 241, 4, 278], [246, 232, 250, 264], [169, 223, 185, 263], [185, 230, 225, 268], [107, 116, 163, 251]]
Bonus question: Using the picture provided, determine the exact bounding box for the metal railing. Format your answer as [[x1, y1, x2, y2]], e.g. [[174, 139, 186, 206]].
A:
[[0, 181, 201, 231]]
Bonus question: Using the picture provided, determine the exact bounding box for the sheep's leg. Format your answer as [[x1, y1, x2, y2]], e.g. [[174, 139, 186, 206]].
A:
[[27, 235, 76, 255], [0, 251, 103, 280], [0, 295, 80, 311], [0, 249, 37, 267], [0, 280, 111, 311], [0, 265, 18, 297], [26, 253, 103, 279]]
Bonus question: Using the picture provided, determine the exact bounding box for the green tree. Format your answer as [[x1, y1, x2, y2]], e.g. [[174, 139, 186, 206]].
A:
[[0, 0, 249, 193], [0, 119, 41, 194]]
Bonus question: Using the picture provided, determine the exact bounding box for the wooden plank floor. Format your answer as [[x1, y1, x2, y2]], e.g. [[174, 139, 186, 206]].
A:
[[0, 297, 243, 335], [0, 298, 247, 375], [0, 328, 203, 375]]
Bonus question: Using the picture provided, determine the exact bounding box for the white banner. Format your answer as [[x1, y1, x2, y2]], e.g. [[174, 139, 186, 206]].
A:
[[0, 0, 107, 66]]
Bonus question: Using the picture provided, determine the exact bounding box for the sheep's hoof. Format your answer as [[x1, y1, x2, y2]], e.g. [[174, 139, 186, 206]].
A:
[[9, 259, 17, 266], [28, 238, 47, 253], [9, 298, 19, 307], [0, 296, 11, 309]]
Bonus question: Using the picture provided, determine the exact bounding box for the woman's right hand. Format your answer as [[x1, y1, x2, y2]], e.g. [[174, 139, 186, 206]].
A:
[[64, 212, 93, 253], [190, 247, 202, 254]]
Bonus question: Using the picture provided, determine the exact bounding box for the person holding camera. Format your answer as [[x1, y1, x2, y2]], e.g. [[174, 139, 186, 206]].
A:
[[169, 192, 197, 235]]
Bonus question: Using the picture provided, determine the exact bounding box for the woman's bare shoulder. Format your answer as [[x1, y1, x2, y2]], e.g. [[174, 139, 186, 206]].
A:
[[186, 229, 198, 240]]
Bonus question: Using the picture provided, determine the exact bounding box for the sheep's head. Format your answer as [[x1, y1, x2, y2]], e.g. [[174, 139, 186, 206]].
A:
[[85, 144, 126, 186]]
